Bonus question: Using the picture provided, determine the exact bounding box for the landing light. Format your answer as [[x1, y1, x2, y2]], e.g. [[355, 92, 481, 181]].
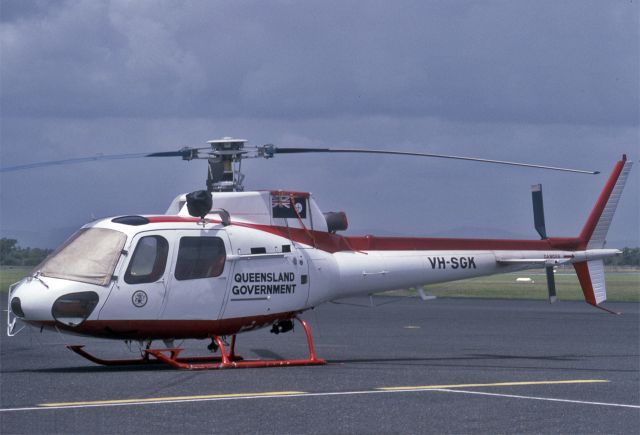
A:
[[10, 297, 24, 318], [51, 292, 99, 327]]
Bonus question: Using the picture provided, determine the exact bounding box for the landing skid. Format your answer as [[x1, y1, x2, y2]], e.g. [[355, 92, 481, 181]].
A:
[[67, 317, 326, 370], [66, 344, 241, 367]]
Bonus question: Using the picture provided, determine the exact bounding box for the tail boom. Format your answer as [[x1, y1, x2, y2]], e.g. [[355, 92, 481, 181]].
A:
[[295, 157, 631, 312]]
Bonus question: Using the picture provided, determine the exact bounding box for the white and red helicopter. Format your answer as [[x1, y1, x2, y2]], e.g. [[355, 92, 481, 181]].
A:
[[4, 138, 633, 370]]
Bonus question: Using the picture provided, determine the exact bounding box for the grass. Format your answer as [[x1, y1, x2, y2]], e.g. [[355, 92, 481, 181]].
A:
[[383, 269, 640, 302], [2, 266, 638, 302], [0, 266, 31, 293]]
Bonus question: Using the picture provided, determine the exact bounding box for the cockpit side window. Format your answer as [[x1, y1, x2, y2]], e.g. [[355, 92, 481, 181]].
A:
[[175, 237, 226, 280], [124, 235, 169, 284]]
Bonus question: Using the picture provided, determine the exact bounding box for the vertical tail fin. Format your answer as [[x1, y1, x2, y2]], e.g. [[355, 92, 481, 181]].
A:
[[573, 155, 632, 313], [579, 155, 633, 249]]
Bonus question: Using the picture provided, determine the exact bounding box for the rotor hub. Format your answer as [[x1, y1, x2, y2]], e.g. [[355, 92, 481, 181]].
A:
[[206, 137, 247, 192]]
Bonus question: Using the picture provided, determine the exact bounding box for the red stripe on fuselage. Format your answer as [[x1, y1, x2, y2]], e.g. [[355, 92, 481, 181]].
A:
[[146, 216, 580, 253]]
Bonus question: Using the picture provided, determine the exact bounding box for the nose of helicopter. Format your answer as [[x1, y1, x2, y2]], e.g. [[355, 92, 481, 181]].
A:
[[9, 279, 102, 328], [8, 279, 53, 323]]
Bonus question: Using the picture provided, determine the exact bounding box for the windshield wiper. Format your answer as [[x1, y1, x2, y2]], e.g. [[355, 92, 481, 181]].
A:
[[30, 271, 50, 289]]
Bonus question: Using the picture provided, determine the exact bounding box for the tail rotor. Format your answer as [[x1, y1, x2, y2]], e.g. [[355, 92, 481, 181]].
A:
[[531, 184, 558, 303]]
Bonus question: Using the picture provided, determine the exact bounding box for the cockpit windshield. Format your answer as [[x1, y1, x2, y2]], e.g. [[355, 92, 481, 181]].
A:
[[36, 228, 127, 286]]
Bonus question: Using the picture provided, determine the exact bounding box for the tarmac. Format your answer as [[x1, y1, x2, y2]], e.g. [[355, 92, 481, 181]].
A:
[[1, 296, 639, 434]]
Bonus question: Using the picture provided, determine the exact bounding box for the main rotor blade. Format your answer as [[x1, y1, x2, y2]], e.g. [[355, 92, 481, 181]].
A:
[[0, 148, 202, 173], [0, 153, 152, 173], [268, 147, 600, 174], [146, 147, 207, 158], [145, 151, 188, 157]]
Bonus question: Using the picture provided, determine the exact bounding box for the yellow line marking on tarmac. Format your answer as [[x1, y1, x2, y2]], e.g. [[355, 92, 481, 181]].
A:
[[3, 379, 636, 413], [40, 391, 306, 407], [378, 379, 609, 391]]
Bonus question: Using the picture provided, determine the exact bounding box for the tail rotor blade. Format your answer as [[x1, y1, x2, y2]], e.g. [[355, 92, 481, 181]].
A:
[[546, 265, 557, 303], [533, 183, 557, 303], [531, 184, 547, 239]]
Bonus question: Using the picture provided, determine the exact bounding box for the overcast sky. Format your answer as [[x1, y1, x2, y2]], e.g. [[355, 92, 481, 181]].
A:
[[1, 0, 638, 248]]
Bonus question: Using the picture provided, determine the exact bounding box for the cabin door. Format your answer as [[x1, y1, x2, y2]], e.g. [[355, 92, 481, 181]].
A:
[[99, 231, 171, 320]]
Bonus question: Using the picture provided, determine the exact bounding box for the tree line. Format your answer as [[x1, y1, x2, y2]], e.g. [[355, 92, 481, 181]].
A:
[[603, 247, 640, 267], [0, 237, 638, 267], [0, 239, 53, 266]]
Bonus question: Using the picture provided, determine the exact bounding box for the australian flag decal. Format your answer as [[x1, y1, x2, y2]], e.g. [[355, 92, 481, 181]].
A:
[[272, 195, 307, 218]]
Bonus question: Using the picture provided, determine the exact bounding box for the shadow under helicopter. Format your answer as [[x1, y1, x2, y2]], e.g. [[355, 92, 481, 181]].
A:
[[5, 352, 637, 374]]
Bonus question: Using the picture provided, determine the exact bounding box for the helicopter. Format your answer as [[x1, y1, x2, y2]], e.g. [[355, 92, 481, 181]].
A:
[[4, 137, 633, 370]]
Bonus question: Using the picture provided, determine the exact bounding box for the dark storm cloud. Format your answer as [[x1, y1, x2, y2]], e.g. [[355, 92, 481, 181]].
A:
[[0, 0, 68, 23], [1, 1, 638, 248], [1, 0, 638, 125]]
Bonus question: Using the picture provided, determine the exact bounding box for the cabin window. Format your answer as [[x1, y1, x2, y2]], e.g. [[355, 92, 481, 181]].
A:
[[124, 236, 169, 284], [175, 237, 226, 280]]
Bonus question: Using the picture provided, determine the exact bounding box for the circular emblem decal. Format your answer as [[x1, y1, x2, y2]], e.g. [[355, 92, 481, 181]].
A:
[[132, 290, 148, 308]]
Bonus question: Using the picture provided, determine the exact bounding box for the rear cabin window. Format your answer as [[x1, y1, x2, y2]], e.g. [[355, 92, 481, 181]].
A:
[[175, 237, 226, 280], [124, 236, 169, 284]]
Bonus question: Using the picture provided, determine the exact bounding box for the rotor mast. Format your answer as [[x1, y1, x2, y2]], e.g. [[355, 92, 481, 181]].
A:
[[205, 138, 247, 192]]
